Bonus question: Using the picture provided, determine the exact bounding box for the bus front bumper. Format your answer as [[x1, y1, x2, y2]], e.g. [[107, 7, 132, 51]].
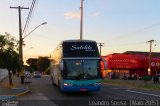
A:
[[61, 84, 101, 92]]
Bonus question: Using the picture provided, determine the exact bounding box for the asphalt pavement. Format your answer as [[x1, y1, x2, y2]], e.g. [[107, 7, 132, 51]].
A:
[[1, 75, 160, 106], [0, 75, 30, 100], [17, 75, 160, 106]]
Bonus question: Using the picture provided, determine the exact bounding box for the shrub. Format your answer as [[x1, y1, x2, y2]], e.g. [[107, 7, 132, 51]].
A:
[[142, 75, 151, 81], [44, 68, 50, 75]]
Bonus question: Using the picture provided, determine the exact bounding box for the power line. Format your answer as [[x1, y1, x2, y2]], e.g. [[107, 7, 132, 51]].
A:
[[107, 41, 145, 47], [22, 0, 36, 35], [105, 22, 160, 42], [22, 0, 39, 36]]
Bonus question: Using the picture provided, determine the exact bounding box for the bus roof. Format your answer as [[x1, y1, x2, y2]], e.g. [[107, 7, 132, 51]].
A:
[[61, 39, 97, 44]]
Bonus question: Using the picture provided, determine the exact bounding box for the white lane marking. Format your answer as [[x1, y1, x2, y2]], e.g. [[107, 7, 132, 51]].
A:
[[112, 88, 119, 90], [126, 90, 160, 98]]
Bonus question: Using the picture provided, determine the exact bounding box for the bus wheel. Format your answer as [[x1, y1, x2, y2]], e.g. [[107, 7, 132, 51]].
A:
[[58, 80, 64, 93], [51, 76, 56, 86]]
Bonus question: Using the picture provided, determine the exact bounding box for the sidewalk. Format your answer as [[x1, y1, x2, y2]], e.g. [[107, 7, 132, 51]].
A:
[[0, 75, 30, 100]]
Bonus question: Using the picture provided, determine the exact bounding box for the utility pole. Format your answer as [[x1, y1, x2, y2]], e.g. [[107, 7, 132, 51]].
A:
[[10, 6, 29, 67], [80, 0, 83, 40], [146, 40, 156, 76], [97, 43, 104, 56]]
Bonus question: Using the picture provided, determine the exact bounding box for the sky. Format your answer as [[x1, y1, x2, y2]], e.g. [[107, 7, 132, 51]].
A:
[[0, 0, 160, 63]]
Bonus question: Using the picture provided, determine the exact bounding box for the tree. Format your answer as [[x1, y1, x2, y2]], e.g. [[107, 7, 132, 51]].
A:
[[0, 32, 21, 85], [26, 57, 50, 73], [37, 57, 50, 72], [26, 58, 38, 71], [0, 35, 7, 52]]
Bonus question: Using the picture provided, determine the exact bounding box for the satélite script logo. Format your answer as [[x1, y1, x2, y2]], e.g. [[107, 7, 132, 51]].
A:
[[70, 45, 95, 51]]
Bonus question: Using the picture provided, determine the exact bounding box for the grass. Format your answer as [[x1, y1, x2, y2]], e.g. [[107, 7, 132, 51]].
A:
[[0, 82, 17, 88], [0, 77, 17, 88], [102, 79, 160, 90], [138, 84, 160, 90]]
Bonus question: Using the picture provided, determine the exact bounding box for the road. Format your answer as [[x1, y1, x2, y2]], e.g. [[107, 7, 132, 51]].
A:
[[17, 75, 160, 106]]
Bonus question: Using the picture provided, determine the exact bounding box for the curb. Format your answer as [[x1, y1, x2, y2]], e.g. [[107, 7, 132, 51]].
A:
[[0, 95, 16, 100], [0, 87, 30, 100], [16, 87, 30, 97]]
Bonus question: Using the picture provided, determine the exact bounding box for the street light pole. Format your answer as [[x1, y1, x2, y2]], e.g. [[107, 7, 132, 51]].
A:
[[21, 22, 47, 64], [80, 0, 83, 40], [147, 40, 156, 76], [23, 22, 47, 39], [97, 43, 104, 56]]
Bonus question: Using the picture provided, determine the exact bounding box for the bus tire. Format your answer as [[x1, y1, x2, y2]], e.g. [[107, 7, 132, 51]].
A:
[[58, 79, 64, 93], [51, 76, 56, 86]]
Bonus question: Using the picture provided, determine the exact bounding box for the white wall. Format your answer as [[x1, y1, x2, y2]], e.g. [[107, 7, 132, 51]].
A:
[[0, 68, 8, 81]]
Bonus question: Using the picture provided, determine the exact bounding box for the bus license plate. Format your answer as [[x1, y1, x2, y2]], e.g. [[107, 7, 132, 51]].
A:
[[80, 88, 87, 91]]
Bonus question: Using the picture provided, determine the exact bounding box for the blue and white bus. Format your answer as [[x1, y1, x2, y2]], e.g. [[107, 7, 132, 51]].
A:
[[50, 40, 107, 92]]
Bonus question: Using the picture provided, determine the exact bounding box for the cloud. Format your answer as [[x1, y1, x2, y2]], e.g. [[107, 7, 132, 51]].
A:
[[64, 12, 80, 19], [91, 12, 100, 17], [64, 11, 100, 19]]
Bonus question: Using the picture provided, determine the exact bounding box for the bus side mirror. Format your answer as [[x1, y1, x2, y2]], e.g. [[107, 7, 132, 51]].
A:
[[101, 58, 108, 70], [60, 60, 64, 71]]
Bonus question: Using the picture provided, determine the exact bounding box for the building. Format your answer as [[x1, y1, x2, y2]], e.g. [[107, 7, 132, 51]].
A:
[[102, 51, 160, 79], [123, 51, 160, 58]]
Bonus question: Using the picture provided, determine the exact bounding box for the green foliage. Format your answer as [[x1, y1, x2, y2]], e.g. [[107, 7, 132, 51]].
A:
[[0, 32, 18, 52], [26, 58, 38, 71], [37, 57, 50, 72], [26, 57, 50, 73], [0, 32, 21, 72], [24, 65, 34, 73], [142, 75, 151, 81], [44, 68, 50, 75]]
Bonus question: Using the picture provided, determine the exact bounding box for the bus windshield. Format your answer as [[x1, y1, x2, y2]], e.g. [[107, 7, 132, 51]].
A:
[[64, 59, 101, 80]]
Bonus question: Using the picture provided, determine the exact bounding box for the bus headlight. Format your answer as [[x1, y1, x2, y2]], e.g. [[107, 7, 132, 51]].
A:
[[64, 83, 73, 86], [93, 83, 101, 86]]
